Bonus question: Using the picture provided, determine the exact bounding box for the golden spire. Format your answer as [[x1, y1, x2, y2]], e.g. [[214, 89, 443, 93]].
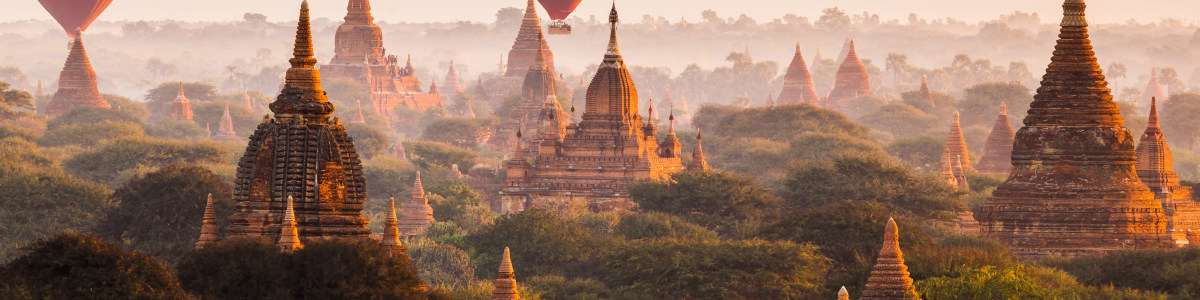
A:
[[1148, 97, 1159, 129], [860, 218, 918, 299], [271, 0, 334, 121], [488, 247, 521, 299], [689, 131, 709, 172], [1061, 0, 1087, 27], [603, 3, 621, 65], [412, 171, 425, 197], [195, 193, 220, 249], [999, 101, 1008, 116], [381, 196, 402, 248], [499, 247, 514, 274], [277, 195, 304, 252], [837, 286, 849, 300]]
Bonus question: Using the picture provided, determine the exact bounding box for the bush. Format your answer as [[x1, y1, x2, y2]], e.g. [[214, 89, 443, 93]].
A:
[[404, 140, 480, 172], [526, 275, 611, 300], [615, 212, 719, 241], [38, 120, 143, 147], [1, 232, 190, 299], [0, 163, 111, 260], [46, 106, 141, 130], [145, 118, 206, 140], [758, 201, 933, 265], [1043, 247, 1200, 297], [344, 122, 390, 159], [465, 210, 622, 278], [629, 170, 781, 238], [407, 239, 477, 287], [780, 154, 963, 221], [63, 137, 227, 186]]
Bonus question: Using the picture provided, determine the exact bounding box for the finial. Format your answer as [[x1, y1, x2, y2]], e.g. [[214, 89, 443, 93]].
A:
[[1061, 0, 1087, 27], [1149, 97, 1160, 129], [999, 102, 1008, 116], [178, 82, 185, 97], [277, 195, 303, 252], [837, 286, 849, 300], [499, 247, 514, 274], [881, 218, 901, 257], [604, 4, 621, 61], [412, 171, 425, 196]]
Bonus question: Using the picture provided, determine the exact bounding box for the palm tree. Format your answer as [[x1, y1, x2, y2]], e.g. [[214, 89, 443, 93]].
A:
[[1107, 62, 1127, 96], [885, 53, 908, 89]]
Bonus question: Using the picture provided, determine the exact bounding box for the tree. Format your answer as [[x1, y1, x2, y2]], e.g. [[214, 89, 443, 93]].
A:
[[857, 104, 940, 138], [526, 275, 612, 300], [1043, 247, 1200, 296], [0, 80, 33, 110], [465, 209, 622, 277], [1, 232, 190, 299], [1160, 93, 1200, 147], [144, 82, 218, 116], [886, 53, 908, 88], [780, 155, 963, 221], [45, 106, 141, 131], [706, 104, 871, 143], [600, 239, 831, 299], [957, 82, 1033, 128], [0, 162, 111, 260], [815, 7, 852, 33], [38, 120, 144, 147], [916, 265, 1050, 299], [614, 212, 719, 241], [1107, 62, 1128, 93], [344, 122, 390, 159], [786, 133, 887, 162], [885, 135, 945, 171], [145, 118, 207, 140], [426, 181, 484, 221], [404, 140, 480, 172], [900, 89, 957, 121], [407, 239, 477, 287], [103, 94, 152, 121], [758, 201, 933, 265], [63, 137, 227, 187], [421, 118, 492, 149], [629, 170, 782, 238], [95, 166, 235, 263]]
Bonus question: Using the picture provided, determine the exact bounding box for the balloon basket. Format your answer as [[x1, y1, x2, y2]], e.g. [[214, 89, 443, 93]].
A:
[[548, 21, 572, 35]]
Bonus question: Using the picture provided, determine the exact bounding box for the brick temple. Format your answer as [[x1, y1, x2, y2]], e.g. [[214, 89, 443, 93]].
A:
[[824, 39, 872, 113], [225, 1, 371, 239], [488, 36, 569, 153], [975, 103, 1015, 176], [777, 43, 820, 105], [45, 29, 109, 118], [978, 0, 1173, 259], [498, 5, 685, 213], [487, 0, 559, 103], [1135, 98, 1200, 244]]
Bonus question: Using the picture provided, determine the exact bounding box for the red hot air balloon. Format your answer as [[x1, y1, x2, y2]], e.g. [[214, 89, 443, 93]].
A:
[[538, 0, 582, 34], [39, 0, 114, 38]]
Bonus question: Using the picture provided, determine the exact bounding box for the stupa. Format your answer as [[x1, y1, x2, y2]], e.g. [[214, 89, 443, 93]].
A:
[[487, 247, 521, 300], [45, 29, 109, 118], [918, 76, 934, 109], [398, 172, 435, 236], [688, 131, 709, 172], [381, 197, 403, 250], [499, 5, 684, 213], [212, 104, 239, 140], [195, 193, 220, 249], [1144, 68, 1167, 104], [860, 218, 919, 300], [487, 0, 558, 101], [442, 60, 465, 95], [489, 36, 568, 153], [943, 111, 971, 171], [168, 83, 194, 122], [1135, 97, 1200, 244], [225, 1, 371, 239], [777, 43, 820, 105], [979, 0, 1172, 258], [976, 103, 1015, 176], [825, 39, 872, 113]]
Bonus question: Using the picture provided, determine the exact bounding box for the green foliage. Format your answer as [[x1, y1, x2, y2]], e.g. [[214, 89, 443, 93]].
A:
[[38, 120, 144, 147], [407, 239, 477, 287], [103, 94, 151, 121], [780, 155, 963, 221], [177, 237, 431, 299], [885, 135, 944, 171], [404, 140, 480, 172], [758, 201, 933, 265], [145, 118, 207, 140], [857, 103, 940, 138], [426, 180, 483, 221], [707, 137, 788, 178], [362, 156, 416, 202], [191, 101, 256, 139], [46, 106, 141, 131], [465, 210, 622, 277], [964, 171, 1005, 193], [0, 162, 111, 260], [343, 122, 390, 159], [422, 117, 493, 149], [0, 137, 53, 168], [144, 82, 217, 115], [63, 137, 227, 186], [0, 125, 39, 142], [94, 166, 234, 263], [845, 95, 887, 120], [0, 80, 34, 110], [600, 239, 831, 299], [786, 133, 886, 162], [901, 89, 957, 119], [905, 235, 1016, 280], [701, 104, 871, 142], [957, 82, 1032, 128], [916, 265, 1050, 299], [526, 275, 611, 300], [1044, 247, 1200, 297], [1, 232, 190, 299], [629, 170, 781, 238], [422, 221, 468, 246], [1161, 93, 1200, 147], [614, 212, 719, 241]]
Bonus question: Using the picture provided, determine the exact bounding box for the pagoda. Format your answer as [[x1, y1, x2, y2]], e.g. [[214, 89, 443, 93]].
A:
[[825, 39, 872, 113], [487, 247, 521, 300], [398, 172, 435, 236], [319, 0, 442, 119], [488, 0, 558, 101], [499, 5, 685, 213], [1144, 68, 1167, 105], [442, 60, 465, 95], [975, 103, 1015, 176], [45, 29, 109, 118], [918, 76, 934, 109], [195, 194, 220, 249], [168, 83, 194, 122], [1135, 98, 1200, 244], [979, 0, 1172, 258], [860, 218, 919, 300], [381, 197, 403, 250], [489, 37, 568, 153], [225, 1, 371, 239], [943, 111, 971, 171], [777, 43, 820, 105], [688, 131, 709, 172], [212, 104, 238, 140]]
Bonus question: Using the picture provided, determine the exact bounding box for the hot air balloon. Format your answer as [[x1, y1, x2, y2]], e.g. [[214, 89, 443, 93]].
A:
[[538, 0, 582, 34], [39, 0, 113, 38]]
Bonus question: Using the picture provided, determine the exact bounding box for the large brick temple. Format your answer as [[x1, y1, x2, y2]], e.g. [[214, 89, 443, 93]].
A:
[[824, 39, 872, 113], [225, 1, 371, 239], [777, 43, 820, 105], [488, 34, 569, 153], [319, 0, 442, 119], [1135, 98, 1200, 244], [45, 29, 110, 118], [498, 5, 685, 213], [486, 0, 559, 103], [978, 0, 1173, 258]]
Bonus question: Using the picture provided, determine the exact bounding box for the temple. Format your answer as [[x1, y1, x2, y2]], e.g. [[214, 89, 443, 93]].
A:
[[859, 218, 919, 300], [688, 131, 709, 172], [943, 111, 970, 171], [225, 1, 372, 239], [979, 0, 1172, 258], [1135, 98, 1200, 244], [488, 0, 558, 102], [442, 60, 465, 96], [277, 196, 303, 252], [777, 43, 820, 105], [45, 29, 109, 118], [489, 38, 568, 153], [488, 247, 521, 300], [939, 148, 958, 187], [381, 197, 403, 250], [195, 193, 219, 249], [976, 103, 1015, 176], [319, 0, 442, 119], [825, 39, 872, 113], [168, 83, 194, 122], [398, 172, 434, 236], [499, 5, 685, 213], [212, 104, 238, 140], [1144, 68, 1167, 105], [918, 76, 934, 109]]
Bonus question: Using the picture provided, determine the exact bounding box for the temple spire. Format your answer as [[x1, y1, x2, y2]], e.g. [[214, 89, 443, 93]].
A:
[[488, 247, 521, 299], [354, 100, 367, 124], [169, 82, 194, 122], [837, 286, 849, 300], [381, 196, 402, 249], [688, 131, 709, 172], [195, 193, 220, 249], [944, 111, 970, 171], [604, 4, 621, 64], [213, 104, 238, 140], [45, 28, 109, 118], [272, 0, 333, 121], [860, 218, 919, 299], [940, 147, 959, 188], [397, 172, 435, 236], [920, 76, 934, 109], [1148, 97, 1159, 129], [778, 42, 820, 105], [976, 102, 1015, 176], [277, 195, 303, 252], [412, 171, 425, 197]]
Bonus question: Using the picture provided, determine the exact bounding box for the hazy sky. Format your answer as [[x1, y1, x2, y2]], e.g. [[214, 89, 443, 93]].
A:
[[6, 0, 1200, 25]]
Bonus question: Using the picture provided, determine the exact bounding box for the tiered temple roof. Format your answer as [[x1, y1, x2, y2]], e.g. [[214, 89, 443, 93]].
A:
[[976, 103, 1015, 176], [979, 0, 1172, 258], [825, 39, 872, 113], [860, 218, 919, 299], [488, 247, 521, 300], [381, 197, 403, 250], [1136, 97, 1200, 243], [195, 193, 219, 249], [505, 0, 556, 78], [442, 60, 465, 95], [490, 36, 567, 153], [499, 5, 684, 213], [777, 43, 820, 105], [943, 111, 971, 171], [213, 104, 238, 140], [398, 172, 435, 236], [45, 29, 109, 118], [168, 83, 194, 122], [226, 1, 371, 239]]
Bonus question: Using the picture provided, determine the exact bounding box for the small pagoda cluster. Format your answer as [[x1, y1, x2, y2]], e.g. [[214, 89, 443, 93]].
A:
[[224, 1, 371, 239], [397, 172, 436, 236], [979, 0, 1173, 258], [1135, 98, 1200, 244], [45, 29, 110, 118], [319, 0, 442, 119], [484, 0, 560, 104], [489, 34, 569, 153], [975, 103, 1015, 176], [777, 43, 820, 105], [499, 5, 699, 213]]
